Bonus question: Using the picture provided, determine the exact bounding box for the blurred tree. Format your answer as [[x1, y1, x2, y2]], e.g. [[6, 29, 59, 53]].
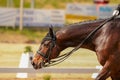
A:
[[24, 46, 33, 53], [0, 0, 7, 7], [0, 0, 119, 8]]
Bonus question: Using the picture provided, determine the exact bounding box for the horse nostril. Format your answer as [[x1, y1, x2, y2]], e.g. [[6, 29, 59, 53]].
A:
[[30, 56, 33, 61], [31, 61, 39, 69], [31, 61, 35, 66]]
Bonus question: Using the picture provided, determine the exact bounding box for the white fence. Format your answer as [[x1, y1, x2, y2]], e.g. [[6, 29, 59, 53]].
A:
[[66, 4, 116, 19], [0, 8, 65, 27], [0, 67, 99, 73], [0, 8, 16, 28], [0, 4, 118, 27], [0, 67, 101, 79]]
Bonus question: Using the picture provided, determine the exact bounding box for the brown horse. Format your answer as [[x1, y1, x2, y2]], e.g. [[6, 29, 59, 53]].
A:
[[31, 18, 120, 80]]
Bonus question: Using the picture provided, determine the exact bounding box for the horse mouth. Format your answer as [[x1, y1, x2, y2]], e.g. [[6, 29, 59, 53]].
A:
[[31, 62, 41, 70], [33, 65, 40, 69]]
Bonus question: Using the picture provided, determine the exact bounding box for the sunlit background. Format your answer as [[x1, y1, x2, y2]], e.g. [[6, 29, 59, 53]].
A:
[[0, 0, 119, 80]]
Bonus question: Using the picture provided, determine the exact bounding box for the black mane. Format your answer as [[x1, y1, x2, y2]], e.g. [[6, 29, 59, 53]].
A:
[[65, 18, 105, 27], [41, 33, 51, 44]]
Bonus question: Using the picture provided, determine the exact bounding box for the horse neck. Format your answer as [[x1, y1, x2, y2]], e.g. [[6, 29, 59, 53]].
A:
[[56, 20, 105, 51]]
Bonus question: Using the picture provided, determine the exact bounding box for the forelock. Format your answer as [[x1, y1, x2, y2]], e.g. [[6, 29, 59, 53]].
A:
[[41, 33, 51, 44]]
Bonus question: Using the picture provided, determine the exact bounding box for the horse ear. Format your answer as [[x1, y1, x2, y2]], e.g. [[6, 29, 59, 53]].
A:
[[49, 25, 55, 40]]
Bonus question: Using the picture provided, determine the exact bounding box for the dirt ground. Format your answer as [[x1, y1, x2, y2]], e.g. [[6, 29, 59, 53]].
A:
[[0, 77, 112, 80], [0, 33, 33, 43], [0, 78, 112, 80], [0, 73, 94, 80], [0, 78, 92, 80]]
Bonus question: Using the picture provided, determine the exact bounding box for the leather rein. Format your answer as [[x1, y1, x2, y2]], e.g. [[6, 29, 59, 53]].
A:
[[36, 14, 119, 68]]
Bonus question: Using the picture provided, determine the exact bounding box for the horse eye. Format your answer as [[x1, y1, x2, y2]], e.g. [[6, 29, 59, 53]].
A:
[[44, 44, 49, 47]]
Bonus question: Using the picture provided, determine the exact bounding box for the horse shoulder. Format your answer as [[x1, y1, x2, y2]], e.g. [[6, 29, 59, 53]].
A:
[[93, 22, 120, 65]]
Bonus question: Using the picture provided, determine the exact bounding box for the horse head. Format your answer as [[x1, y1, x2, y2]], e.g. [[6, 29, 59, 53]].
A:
[[31, 26, 60, 69]]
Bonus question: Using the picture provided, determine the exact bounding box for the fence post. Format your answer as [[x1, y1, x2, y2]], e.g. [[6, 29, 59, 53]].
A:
[[91, 66, 103, 79], [28, 52, 36, 78], [16, 52, 36, 78], [19, 0, 23, 31]]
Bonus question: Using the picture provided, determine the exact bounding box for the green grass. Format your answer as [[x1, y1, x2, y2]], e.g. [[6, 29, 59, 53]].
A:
[[0, 0, 6, 7], [0, 0, 119, 8], [0, 27, 48, 43]]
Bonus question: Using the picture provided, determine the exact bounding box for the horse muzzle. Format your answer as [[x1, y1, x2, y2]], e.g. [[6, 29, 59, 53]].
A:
[[31, 61, 43, 69], [31, 58, 42, 69]]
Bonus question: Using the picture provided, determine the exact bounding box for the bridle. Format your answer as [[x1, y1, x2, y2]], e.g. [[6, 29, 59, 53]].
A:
[[36, 26, 81, 68], [36, 17, 118, 68], [37, 35, 56, 67], [36, 32, 78, 68], [35, 6, 120, 68]]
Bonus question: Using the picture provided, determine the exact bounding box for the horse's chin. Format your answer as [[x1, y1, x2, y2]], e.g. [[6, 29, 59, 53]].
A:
[[32, 63, 42, 70], [32, 65, 39, 70]]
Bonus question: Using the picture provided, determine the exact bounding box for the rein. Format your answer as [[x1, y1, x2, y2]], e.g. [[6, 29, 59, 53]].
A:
[[37, 8, 120, 68]]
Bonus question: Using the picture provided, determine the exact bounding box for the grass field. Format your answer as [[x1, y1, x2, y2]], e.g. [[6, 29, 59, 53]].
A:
[[0, 28, 47, 43], [0, 43, 113, 80], [0, 43, 99, 67], [0, 43, 101, 80], [0, 28, 111, 79]]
